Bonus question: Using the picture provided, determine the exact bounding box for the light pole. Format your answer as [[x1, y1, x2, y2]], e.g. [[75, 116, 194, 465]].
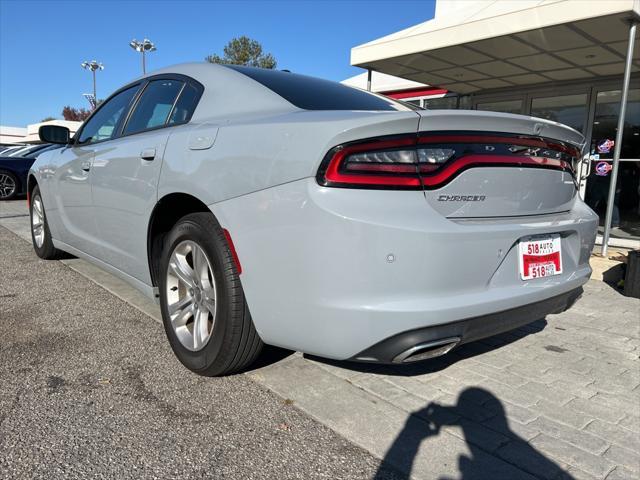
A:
[[81, 60, 104, 106], [129, 38, 156, 74]]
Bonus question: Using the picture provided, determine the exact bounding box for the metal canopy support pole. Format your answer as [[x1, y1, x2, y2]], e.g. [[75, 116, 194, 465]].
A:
[[601, 19, 637, 256], [367, 69, 372, 91]]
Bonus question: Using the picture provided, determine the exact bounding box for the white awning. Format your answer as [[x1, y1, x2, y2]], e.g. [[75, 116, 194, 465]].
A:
[[341, 71, 426, 93], [351, 0, 640, 93]]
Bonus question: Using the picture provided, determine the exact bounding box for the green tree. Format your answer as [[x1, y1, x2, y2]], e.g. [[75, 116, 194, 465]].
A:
[[40, 116, 56, 122], [205, 36, 276, 69]]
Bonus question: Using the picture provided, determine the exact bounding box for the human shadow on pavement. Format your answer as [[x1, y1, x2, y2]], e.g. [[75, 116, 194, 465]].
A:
[[305, 319, 548, 377], [373, 387, 573, 480]]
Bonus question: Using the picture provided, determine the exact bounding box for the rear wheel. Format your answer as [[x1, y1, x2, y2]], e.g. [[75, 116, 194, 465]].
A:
[[30, 185, 63, 259], [158, 212, 263, 376], [0, 170, 18, 200]]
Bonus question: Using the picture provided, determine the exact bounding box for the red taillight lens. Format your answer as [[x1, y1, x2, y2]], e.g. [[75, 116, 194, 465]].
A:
[[321, 136, 422, 189], [317, 132, 579, 189]]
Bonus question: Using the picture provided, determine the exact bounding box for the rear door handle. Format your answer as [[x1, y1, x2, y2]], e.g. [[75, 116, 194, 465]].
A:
[[81, 161, 91, 172], [141, 148, 156, 161]]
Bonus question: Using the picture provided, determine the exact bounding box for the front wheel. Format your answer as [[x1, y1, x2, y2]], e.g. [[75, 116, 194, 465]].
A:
[[158, 212, 263, 376], [30, 185, 63, 259]]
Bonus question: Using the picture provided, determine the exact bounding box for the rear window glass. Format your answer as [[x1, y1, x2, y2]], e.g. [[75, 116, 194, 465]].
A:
[[226, 65, 407, 111]]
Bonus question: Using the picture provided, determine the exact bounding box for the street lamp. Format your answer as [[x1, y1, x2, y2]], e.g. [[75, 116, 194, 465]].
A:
[[129, 38, 156, 74], [81, 60, 104, 106]]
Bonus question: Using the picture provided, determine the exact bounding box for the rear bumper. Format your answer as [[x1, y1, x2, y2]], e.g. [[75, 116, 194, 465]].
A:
[[351, 286, 583, 363], [210, 178, 598, 361]]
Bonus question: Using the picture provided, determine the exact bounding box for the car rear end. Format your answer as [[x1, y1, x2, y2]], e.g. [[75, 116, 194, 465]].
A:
[[312, 111, 596, 362], [210, 68, 598, 364]]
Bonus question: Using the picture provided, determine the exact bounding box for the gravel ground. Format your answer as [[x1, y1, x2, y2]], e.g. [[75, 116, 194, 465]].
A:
[[0, 225, 401, 480]]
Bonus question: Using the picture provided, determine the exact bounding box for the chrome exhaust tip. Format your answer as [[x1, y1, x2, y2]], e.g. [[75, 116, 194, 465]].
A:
[[392, 337, 461, 363]]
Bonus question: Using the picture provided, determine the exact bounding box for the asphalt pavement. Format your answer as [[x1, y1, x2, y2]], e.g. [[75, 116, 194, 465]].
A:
[[0, 225, 402, 480]]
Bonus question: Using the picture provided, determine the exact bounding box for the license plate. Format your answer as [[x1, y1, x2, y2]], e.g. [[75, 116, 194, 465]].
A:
[[518, 235, 562, 280]]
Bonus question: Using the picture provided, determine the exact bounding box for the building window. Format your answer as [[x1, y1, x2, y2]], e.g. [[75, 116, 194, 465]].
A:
[[458, 96, 472, 110], [404, 99, 423, 108], [476, 99, 523, 114], [530, 93, 588, 133], [425, 96, 458, 110], [591, 89, 640, 160]]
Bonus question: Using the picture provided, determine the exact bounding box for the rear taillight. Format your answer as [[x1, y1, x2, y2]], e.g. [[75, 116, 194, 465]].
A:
[[321, 136, 421, 188], [317, 132, 579, 190]]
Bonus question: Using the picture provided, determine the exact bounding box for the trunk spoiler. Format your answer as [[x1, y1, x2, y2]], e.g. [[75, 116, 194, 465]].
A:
[[417, 110, 586, 152]]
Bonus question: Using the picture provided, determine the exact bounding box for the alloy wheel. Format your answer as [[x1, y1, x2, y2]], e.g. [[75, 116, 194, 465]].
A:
[[31, 195, 45, 248], [0, 173, 16, 199], [165, 240, 217, 351]]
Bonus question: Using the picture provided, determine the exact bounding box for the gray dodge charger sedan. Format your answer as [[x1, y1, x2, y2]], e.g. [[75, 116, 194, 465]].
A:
[[29, 63, 598, 376]]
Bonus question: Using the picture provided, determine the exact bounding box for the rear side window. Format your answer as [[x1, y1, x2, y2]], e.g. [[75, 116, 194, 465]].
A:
[[169, 83, 200, 125], [124, 79, 184, 135], [226, 65, 407, 111]]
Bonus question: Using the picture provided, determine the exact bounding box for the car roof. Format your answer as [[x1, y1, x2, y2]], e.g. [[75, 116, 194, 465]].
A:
[[135, 62, 297, 122]]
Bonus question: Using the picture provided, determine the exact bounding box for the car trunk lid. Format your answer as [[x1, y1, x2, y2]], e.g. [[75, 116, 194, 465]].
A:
[[416, 110, 584, 218]]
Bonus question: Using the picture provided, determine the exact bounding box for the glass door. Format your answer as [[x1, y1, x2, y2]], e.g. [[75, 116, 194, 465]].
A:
[[585, 89, 640, 244], [529, 92, 591, 197], [530, 93, 589, 134]]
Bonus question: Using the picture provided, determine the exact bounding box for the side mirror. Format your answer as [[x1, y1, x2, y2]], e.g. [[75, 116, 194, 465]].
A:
[[39, 125, 70, 144]]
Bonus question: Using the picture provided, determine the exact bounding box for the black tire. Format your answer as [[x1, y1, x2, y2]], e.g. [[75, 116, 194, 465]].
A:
[[30, 185, 63, 260], [0, 170, 19, 200], [159, 212, 263, 376]]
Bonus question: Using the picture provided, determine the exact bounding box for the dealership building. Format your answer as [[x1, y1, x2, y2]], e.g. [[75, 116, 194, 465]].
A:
[[0, 120, 81, 145], [347, 0, 640, 249]]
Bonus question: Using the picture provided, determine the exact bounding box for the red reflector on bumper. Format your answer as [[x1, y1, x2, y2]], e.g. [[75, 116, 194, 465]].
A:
[[223, 228, 242, 275]]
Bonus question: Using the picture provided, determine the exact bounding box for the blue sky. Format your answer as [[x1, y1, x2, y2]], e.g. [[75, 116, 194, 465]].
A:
[[0, 0, 435, 126]]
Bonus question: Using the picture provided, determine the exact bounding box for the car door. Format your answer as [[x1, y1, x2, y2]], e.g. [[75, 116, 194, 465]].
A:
[[50, 84, 141, 256], [90, 77, 196, 283]]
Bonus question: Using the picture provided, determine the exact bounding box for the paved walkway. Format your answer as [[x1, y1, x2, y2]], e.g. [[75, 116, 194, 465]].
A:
[[250, 280, 639, 480], [2, 200, 638, 479]]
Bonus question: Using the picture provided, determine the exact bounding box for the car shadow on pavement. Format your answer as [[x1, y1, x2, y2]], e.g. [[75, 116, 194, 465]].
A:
[[374, 387, 573, 480], [305, 319, 548, 377], [247, 344, 296, 371]]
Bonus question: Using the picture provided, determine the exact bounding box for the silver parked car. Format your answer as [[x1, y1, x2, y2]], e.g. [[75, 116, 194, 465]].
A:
[[30, 63, 598, 376]]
